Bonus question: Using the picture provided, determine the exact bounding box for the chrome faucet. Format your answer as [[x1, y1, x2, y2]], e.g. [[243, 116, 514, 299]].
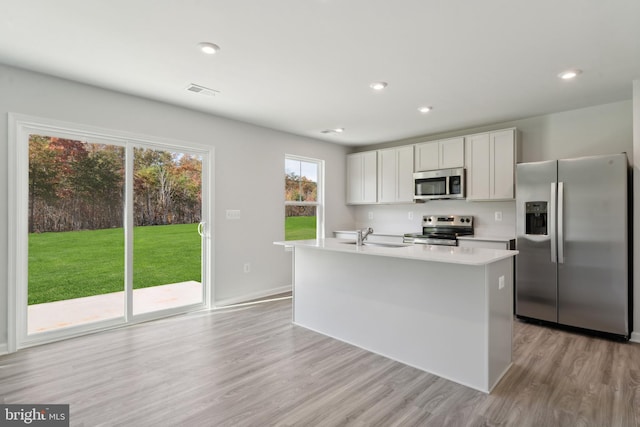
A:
[[356, 227, 374, 246]]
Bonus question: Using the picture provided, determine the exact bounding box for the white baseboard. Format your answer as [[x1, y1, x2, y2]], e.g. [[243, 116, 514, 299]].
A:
[[213, 285, 291, 307], [630, 331, 640, 343], [0, 343, 8, 356]]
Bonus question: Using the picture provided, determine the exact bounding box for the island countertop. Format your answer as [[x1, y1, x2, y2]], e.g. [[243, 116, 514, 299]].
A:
[[275, 238, 517, 266]]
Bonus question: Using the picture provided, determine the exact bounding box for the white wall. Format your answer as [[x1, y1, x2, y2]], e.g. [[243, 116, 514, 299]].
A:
[[514, 101, 632, 162], [0, 64, 355, 351], [360, 100, 633, 162]]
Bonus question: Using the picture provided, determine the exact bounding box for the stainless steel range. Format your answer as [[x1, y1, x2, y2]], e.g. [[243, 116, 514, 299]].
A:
[[403, 215, 474, 246]]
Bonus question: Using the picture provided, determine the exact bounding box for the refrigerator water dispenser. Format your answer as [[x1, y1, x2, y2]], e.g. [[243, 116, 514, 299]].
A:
[[525, 201, 547, 235]]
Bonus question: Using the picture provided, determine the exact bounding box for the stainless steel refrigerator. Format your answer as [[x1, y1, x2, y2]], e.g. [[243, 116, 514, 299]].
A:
[[515, 153, 630, 338]]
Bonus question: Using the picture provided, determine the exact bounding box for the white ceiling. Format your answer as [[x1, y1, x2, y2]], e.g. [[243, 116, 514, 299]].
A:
[[1, 0, 639, 146]]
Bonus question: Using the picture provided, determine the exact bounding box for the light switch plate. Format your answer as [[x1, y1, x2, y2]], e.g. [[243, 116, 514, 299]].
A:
[[226, 209, 241, 220], [494, 211, 503, 222], [498, 275, 505, 290]]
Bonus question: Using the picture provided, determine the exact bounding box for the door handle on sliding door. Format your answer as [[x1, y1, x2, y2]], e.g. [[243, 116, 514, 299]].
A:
[[197, 222, 205, 237]]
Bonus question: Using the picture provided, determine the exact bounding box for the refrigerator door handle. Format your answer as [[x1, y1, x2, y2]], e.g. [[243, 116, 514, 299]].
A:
[[550, 183, 557, 263], [558, 182, 564, 264]]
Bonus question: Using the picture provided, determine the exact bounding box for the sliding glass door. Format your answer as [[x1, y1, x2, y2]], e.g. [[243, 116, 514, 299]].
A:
[[132, 147, 204, 315], [27, 136, 126, 334], [11, 116, 210, 349]]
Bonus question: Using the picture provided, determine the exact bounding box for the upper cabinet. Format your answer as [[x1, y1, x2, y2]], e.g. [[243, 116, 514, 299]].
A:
[[465, 128, 519, 200], [346, 127, 517, 205], [346, 151, 378, 204], [414, 137, 464, 172], [377, 145, 414, 203]]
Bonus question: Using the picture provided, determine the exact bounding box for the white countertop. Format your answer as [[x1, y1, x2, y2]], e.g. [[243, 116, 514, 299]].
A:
[[333, 231, 403, 238], [275, 238, 518, 266], [334, 231, 515, 243]]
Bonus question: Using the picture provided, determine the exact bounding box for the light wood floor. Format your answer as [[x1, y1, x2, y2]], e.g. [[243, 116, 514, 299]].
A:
[[1, 298, 639, 426]]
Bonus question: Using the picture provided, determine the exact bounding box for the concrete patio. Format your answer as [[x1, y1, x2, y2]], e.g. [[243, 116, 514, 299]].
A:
[[28, 281, 203, 334]]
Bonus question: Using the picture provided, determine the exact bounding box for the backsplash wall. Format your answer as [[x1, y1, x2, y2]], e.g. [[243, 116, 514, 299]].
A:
[[352, 200, 516, 238]]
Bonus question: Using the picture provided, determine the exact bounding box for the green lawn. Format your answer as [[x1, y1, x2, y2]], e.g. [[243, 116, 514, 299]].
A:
[[285, 215, 317, 240], [28, 224, 201, 305], [29, 219, 311, 305]]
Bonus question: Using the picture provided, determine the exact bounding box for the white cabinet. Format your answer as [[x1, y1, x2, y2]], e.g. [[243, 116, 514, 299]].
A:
[[414, 137, 464, 172], [414, 141, 439, 171], [491, 130, 517, 199], [465, 129, 518, 200], [347, 146, 413, 205], [466, 133, 491, 199], [347, 151, 377, 204], [440, 137, 465, 169], [377, 145, 414, 203], [347, 127, 517, 204]]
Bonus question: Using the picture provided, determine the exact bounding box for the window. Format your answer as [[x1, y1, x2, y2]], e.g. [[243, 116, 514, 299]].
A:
[[285, 156, 323, 240]]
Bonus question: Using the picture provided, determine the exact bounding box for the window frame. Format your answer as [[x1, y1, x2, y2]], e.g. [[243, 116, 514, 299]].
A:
[[284, 154, 324, 240]]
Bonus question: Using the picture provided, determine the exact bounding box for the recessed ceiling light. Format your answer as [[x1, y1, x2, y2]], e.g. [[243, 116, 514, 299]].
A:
[[198, 42, 220, 55], [558, 69, 582, 80], [370, 82, 388, 91], [418, 106, 433, 114]]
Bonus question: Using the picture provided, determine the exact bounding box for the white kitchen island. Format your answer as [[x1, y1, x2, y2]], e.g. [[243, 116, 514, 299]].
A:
[[274, 238, 518, 393]]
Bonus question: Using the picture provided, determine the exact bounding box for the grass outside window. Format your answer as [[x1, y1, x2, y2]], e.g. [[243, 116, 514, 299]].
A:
[[285, 215, 316, 241], [28, 223, 201, 305]]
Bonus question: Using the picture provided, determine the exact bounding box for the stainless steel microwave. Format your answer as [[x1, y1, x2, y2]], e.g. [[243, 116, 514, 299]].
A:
[[414, 168, 465, 201]]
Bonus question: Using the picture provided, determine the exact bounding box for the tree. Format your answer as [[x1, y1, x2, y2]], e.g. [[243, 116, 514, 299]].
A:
[[285, 171, 317, 218], [29, 135, 61, 232], [28, 138, 201, 232], [285, 172, 317, 202], [133, 148, 202, 226]]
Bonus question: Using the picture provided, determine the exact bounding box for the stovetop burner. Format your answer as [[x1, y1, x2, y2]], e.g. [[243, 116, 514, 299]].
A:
[[403, 215, 474, 246]]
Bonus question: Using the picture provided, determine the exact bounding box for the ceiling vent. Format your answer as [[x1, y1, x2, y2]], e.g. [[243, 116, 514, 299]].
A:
[[185, 83, 219, 97]]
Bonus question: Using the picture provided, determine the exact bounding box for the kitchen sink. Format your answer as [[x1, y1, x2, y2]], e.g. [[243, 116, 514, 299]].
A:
[[340, 241, 408, 248]]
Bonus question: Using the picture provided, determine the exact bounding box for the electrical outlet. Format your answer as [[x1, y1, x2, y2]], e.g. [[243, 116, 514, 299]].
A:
[[408, 211, 413, 220], [226, 209, 241, 220], [243, 263, 251, 273], [494, 211, 503, 222], [368, 212, 374, 220], [498, 275, 505, 290]]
